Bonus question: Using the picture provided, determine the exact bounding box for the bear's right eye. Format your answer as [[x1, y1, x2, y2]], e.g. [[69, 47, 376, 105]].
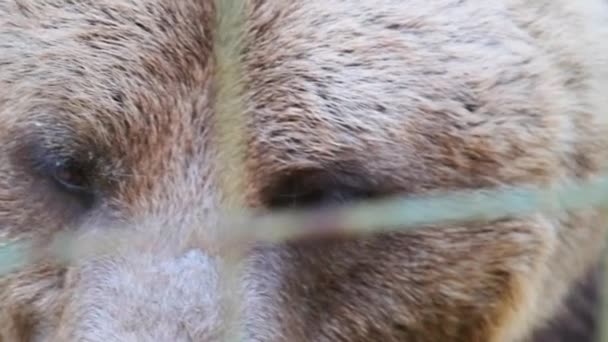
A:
[[28, 145, 98, 208], [49, 159, 92, 194]]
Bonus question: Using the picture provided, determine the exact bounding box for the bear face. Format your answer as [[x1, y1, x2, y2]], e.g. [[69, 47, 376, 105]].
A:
[[1, 0, 608, 341]]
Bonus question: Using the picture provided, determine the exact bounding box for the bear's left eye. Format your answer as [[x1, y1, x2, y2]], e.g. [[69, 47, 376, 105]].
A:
[[264, 169, 376, 210]]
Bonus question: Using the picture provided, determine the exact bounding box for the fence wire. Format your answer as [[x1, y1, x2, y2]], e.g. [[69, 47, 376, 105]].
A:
[[2, 173, 608, 274], [213, 0, 250, 340]]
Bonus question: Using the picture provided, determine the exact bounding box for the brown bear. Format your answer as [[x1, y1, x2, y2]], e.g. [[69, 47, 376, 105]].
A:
[[1, 0, 608, 341]]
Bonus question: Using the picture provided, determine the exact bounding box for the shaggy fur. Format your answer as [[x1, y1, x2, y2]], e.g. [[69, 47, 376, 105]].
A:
[[1, 0, 608, 341]]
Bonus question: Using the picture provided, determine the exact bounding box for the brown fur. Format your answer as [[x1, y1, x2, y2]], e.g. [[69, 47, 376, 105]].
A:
[[1, 0, 608, 341]]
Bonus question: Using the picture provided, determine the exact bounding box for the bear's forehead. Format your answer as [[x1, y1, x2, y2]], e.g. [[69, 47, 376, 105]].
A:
[[0, 0, 214, 127], [0, 0, 569, 205], [0, 1, 368, 195]]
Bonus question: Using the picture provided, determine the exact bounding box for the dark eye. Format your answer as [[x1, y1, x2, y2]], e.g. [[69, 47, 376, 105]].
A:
[[265, 169, 375, 210], [26, 142, 97, 206], [50, 159, 92, 193]]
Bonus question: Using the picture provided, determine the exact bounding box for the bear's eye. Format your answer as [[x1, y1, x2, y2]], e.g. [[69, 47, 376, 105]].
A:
[[28, 145, 97, 206], [50, 159, 91, 194], [18, 133, 101, 211], [265, 169, 375, 210]]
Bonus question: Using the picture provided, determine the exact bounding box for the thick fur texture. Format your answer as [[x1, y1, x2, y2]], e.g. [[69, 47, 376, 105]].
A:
[[1, 0, 608, 341]]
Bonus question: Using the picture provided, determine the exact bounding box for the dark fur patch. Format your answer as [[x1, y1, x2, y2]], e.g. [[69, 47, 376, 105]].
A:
[[531, 264, 602, 342]]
